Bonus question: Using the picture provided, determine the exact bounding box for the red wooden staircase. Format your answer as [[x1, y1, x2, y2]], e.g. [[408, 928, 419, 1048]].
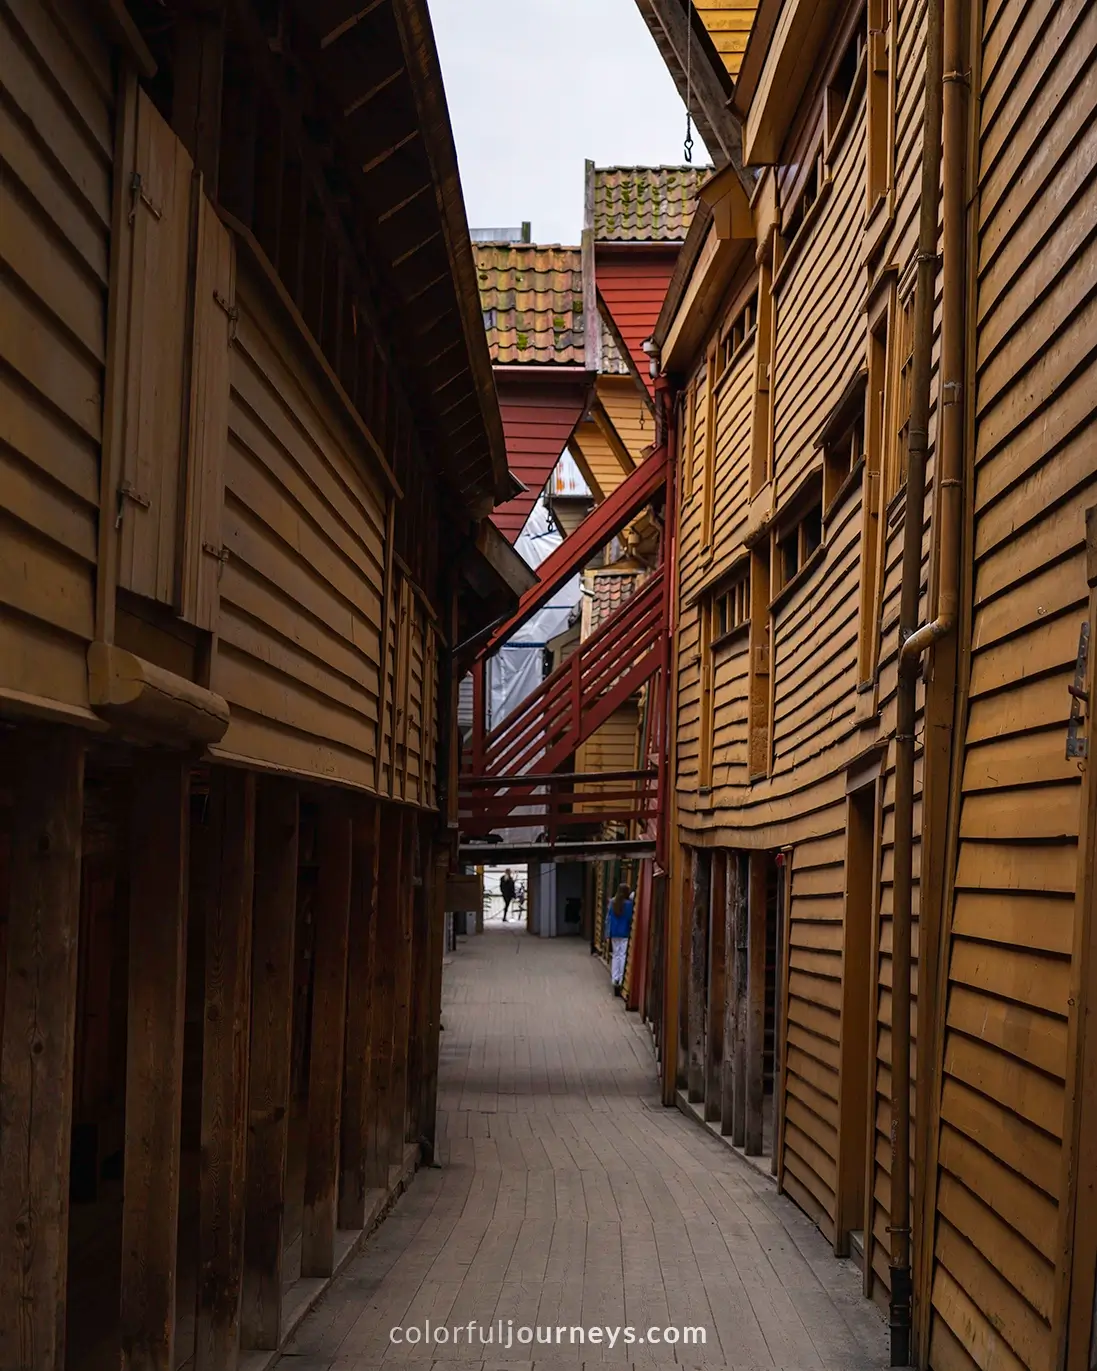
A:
[[460, 569, 666, 840]]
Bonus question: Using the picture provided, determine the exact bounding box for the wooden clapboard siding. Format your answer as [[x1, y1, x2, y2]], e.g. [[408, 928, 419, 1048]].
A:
[[771, 118, 866, 505], [926, 0, 1097, 1362], [598, 375, 657, 462], [695, 1, 758, 78], [213, 262, 388, 790], [0, 0, 112, 713], [576, 701, 641, 812], [596, 249, 678, 391], [570, 420, 629, 500], [492, 380, 588, 542]]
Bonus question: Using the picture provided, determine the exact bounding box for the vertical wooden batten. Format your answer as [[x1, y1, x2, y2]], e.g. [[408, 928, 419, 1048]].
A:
[[194, 768, 255, 1371], [419, 848, 449, 1160], [687, 849, 709, 1102], [0, 730, 85, 1371], [746, 851, 767, 1156], [705, 850, 727, 1121], [301, 803, 353, 1278], [387, 817, 415, 1163], [365, 808, 404, 1187], [240, 778, 299, 1351], [338, 804, 381, 1228], [120, 754, 190, 1371]]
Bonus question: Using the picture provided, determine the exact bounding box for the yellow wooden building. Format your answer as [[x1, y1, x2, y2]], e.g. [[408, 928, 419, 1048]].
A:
[[640, 0, 1097, 1365], [0, 2, 529, 1367]]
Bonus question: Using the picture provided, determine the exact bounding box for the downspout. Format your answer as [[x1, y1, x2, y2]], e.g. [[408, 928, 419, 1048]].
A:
[[889, 0, 943, 1359], [891, 0, 966, 1357]]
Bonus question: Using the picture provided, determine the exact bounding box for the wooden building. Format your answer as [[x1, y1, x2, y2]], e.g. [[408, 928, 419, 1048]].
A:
[[0, 1, 530, 1367], [639, 0, 1097, 1364]]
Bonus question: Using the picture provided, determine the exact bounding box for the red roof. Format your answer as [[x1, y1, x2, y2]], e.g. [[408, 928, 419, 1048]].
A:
[[596, 248, 678, 397], [491, 376, 590, 541]]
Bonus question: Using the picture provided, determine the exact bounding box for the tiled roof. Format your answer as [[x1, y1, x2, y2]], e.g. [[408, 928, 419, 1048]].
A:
[[600, 313, 631, 376], [590, 568, 642, 632], [593, 167, 709, 243], [476, 244, 586, 365]]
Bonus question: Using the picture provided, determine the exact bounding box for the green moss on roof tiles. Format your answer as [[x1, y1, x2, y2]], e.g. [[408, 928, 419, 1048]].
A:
[[592, 166, 710, 243], [475, 243, 586, 365]]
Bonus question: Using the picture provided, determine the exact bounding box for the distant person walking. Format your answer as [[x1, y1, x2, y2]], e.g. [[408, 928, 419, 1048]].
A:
[[606, 883, 634, 996], [500, 868, 516, 922]]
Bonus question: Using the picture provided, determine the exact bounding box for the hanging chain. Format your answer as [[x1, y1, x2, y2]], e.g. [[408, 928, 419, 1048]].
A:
[[684, 0, 695, 162]]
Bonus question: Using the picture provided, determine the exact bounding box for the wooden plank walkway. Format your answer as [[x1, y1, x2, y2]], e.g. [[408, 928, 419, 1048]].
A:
[[278, 922, 887, 1368]]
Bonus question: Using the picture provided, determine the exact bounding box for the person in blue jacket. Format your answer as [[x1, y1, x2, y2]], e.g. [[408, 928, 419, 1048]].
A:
[[606, 883, 634, 997]]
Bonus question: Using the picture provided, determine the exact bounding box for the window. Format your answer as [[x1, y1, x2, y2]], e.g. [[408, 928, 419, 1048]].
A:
[[823, 401, 865, 514], [773, 490, 824, 597], [867, 0, 895, 208], [783, 144, 824, 245], [683, 378, 698, 499], [749, 261, 775, 495], [827, 17, 866, 148], [888, 292, 915, 500], [701, 343, 718, 549], [859, 301, 890, 682], [748, 542, 772, 779], [713, 565, 750, 642], [718, 290, 759, 378]]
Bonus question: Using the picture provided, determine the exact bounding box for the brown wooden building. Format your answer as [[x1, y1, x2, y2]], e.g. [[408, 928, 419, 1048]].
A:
[[639, 0, 1097, 1364], [0, 2, 529, 1367]]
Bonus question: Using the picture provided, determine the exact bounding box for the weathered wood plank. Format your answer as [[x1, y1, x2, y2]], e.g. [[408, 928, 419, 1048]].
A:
[[337, 803, 380, 1230], [0, 729, 84, 1371], [240, 778, 299, 1351], [194, 768, 255, 1371], [705, 850, 727, 1121], [120, 754, 190, 1371], [387, 816, 415, 1162], [687, 849, 709, 1103], [301, 803, 353, 1277], [365, 808, 404, 1184], [746, 851, 767, 1155]]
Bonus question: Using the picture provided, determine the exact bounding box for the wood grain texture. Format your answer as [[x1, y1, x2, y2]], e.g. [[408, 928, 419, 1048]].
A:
[[120, 754, 190, 1371], [241, 778, 299, 1350], [0, 729, 84, 1371], [302, 804, 353, 1278]]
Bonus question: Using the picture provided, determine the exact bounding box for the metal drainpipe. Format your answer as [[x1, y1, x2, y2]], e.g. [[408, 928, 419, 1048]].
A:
[[890, 0, 945, 1357]]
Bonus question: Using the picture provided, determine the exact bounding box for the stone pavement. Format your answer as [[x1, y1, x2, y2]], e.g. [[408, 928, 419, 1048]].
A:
[[278, 921, 888, 1369]]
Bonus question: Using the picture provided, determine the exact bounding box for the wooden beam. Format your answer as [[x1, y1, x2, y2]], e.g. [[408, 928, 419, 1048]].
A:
[[0, 729, 84, 1371], [240, 779, 299, 1351], [301, 804, 353, 1278], [120, 754, 190, 1371], [418, 849, 449, 1161], [746, 852, 767, 1156], [388, 818, 415, 1163], [337, 804, 381, 1230], [676, 860, 690, 1091], [365, 808, 404, 1184], [194, 768, 255, 1371], [687, 849, 708, 1103], [591, 396, 636, 476], [705, 851, 727, 1123], [405, 824, 430, 1145], [172, 5, 226, 185]]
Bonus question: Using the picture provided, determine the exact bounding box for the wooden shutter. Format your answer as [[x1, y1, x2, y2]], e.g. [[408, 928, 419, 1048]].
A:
[[117, 89, 193, 606], [179, 193, 234, 630]]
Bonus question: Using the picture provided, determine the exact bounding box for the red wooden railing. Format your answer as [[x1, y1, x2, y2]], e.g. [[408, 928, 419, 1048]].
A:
[[461, 569, 666, 839], [459, 768, 658, 841]]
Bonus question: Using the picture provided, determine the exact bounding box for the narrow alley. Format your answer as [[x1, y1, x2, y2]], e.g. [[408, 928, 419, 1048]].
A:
[[279, 925, 888, 1369]]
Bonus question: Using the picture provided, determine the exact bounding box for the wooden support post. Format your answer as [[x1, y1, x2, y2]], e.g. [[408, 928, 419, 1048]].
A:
[[0, 729, 84, 1371], [705, 851, 726, 1123], [365, 809, 403, 1184], [240, 779, 299, 1351], [301, 804, 353, 1278], [120, 754, 190, 1371], [194, 768, 255, 1371], [419, 849, 448, 1161], [676, 859, 690, 1090], [337, 805, 380, 1230], [720, 854, 740, 1137], [687, 849, 708, 1103], [388, 819, 415, 1164], [405, 826, 430, 1145], [746, 852, 767, 1156]]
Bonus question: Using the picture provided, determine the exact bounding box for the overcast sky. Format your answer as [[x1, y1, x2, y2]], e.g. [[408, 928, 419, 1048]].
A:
[[429, 0, 711, 246]]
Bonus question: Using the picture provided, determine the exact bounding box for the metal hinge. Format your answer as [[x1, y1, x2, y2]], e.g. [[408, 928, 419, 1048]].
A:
[[115, 481, 150, 528], [202, 542, 230, 578], [213, 290, 239, 343], [128, 171, 162, 226], [1067, 620, 1089, 760]]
